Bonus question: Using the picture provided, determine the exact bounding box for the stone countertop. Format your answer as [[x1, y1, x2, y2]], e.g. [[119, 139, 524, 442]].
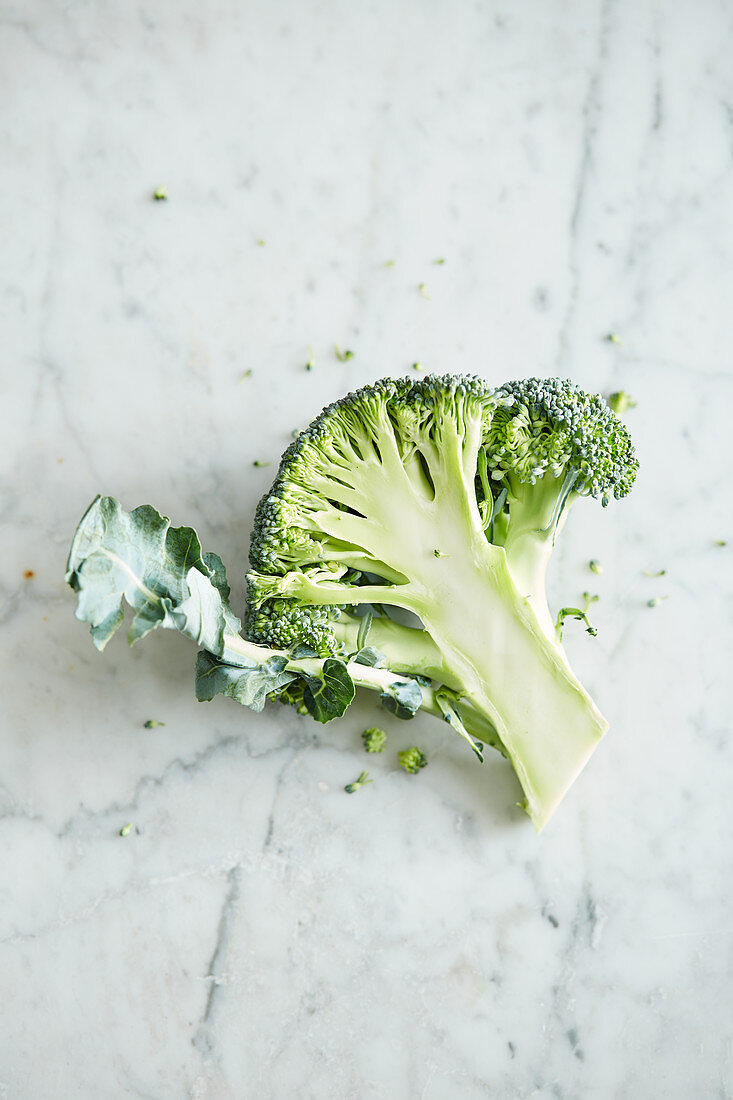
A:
[[1, 1, 731, 1097]]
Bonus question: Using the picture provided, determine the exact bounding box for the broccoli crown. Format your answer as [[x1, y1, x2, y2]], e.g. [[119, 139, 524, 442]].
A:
[[249, 374, 493, 574], [246, 373, 498, 650], [245, 373, 638, 659], [484, 376, 638, 504]]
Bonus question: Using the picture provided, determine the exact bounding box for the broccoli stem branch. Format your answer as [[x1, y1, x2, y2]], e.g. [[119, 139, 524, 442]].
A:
[[500, 476, 576, 642], [221, 631, 444, 719]]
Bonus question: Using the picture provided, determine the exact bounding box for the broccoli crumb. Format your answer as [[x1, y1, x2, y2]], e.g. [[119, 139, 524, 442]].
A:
[[715, 539, 727, 547], [605, 333, 622, 345], [607, 391, 636, 416], [589, 559, 603, 575], [642, 568, 666, 577], [398, 747, 427, 774], [362, 727, 387, 753], [119, 823, 134, 836], [418, 283, 430, 299], [344, 770, 372, 793], [334, 345, 355, 362], [647, 596, 669, 608], [143, 719, 165, 729], [253, 460, 270, 468], [412, 362, 425, 372], [152, 187, 168, 201], [433, 258, 446, 265]]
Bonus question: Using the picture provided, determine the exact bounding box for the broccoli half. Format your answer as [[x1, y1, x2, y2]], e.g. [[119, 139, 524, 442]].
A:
[[246, 375, 637, 828], [65, 374, 637, 831]]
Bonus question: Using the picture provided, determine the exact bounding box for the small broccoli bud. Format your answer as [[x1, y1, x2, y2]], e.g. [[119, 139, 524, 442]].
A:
[[433, 549, 450, 558], [152, 187, 168, 201], [607, 390, 636, 415], [418, 283, 430, 299], [334, 345, 355, 362], [252, 460, 270, 468], [344, 770, 373, 793], [589, 559, 603, 575], [143, 719, 165, 729], [642, 568, 666, 577], [605, 332, 622, 344], [119, 823, 134, 836], [433, 258, 446, 265], [715, 539, 727, 547], [647, 596, 669, 608], [362, 727, 387, 753], [398, 747, 427, 774]]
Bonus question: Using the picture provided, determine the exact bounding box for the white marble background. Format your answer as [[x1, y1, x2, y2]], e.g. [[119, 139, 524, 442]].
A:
[[1, 1, 732, 1097]]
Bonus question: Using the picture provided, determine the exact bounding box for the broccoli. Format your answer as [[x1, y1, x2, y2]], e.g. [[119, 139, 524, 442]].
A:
[[556, 592, 599, 640], [362, 727, 387, 753], [607, 391, 636, 415], [246, 375, 636, 826], [398, 747, 428, 773], [65, 374, 637, 830], [344, 771, 372, 793]]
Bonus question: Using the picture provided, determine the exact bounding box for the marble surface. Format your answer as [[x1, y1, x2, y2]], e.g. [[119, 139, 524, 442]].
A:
[[1, 0, 732, 1096]]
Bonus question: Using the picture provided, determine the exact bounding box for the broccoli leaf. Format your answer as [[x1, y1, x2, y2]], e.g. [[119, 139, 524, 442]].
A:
[[302, 658, 355, 723], [352, 645, 389, 668], [380, 679, 423, 719], [203, 551, 244, 636], [65, 496, 240, 654], [195, 651, 296, 712]]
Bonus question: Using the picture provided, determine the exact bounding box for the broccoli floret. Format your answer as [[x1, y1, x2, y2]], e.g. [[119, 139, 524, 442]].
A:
[[362, 726, 387, 752], [247, 374, 637, 828], [398, 747, 428, 773], [271, 677, 310, 715]]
